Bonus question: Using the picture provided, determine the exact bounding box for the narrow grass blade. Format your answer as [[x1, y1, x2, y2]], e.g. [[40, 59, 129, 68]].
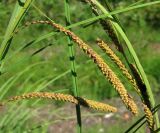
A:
[[0, 0, 33, 65]]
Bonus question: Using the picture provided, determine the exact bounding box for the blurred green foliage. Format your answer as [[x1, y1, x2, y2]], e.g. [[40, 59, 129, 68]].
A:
[[0, 1, 160, 132]]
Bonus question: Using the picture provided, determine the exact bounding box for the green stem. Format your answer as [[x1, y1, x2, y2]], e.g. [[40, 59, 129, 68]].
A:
[[64, 0, 82, 133], [93, 0, 159, 129]]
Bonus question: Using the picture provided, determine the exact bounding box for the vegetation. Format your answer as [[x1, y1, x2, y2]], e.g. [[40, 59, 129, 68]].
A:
[[0, 0, 160, 132]]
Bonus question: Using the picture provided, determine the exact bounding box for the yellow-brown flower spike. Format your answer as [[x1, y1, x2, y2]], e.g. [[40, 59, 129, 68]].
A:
[[23, 20, 138, 115], [7, 92, 117, 113], [143, 103, 154, 129], [77, 97, 117, 112], [97, 39, 140, 94]]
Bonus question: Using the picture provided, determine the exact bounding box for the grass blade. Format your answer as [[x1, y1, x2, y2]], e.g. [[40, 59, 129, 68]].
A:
[[0, 0, 33, 67]]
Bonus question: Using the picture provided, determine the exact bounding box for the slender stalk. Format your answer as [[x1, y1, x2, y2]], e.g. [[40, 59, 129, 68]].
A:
[[92, 0, 159, 129], [64, 0, 82, 133]]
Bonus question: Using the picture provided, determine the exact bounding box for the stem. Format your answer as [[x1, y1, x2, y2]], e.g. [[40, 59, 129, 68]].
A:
[[93, 0, 159, 129], [64, 0, 82, 133]]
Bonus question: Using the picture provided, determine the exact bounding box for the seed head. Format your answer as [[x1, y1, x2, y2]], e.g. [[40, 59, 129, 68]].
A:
[[97, 39, 140, 94], [7, 92, 117, 113], [143, 104, 154, 129]]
